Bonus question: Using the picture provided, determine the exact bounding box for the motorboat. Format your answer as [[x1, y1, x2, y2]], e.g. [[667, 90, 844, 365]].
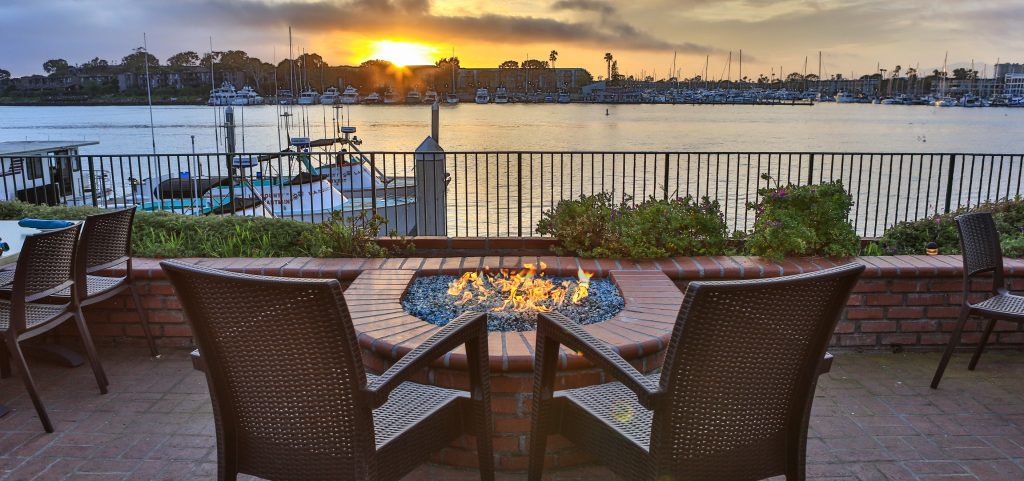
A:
[[320, 87, 340, 105], [297, 88, 320, 105], [340, 86, 360, 104], [474, 88, 490, 104], [383, 88, 397, 104], [231, 85, 264, 105], [423, 90, 439, 103], [834, 91, 856, 103], [406, 90, 421, 103], [363, 92, 381, 104], [207, 82, 236, 106], [276, 89, 295, 105], [445, 92, 460, 104], [557, 91, 571, 103], [494, 87, 509, 104]]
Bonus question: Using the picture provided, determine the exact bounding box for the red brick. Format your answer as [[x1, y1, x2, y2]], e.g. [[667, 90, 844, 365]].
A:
[[995, 321, 1021, 332], [920, 333, 952, 345], [927, 306, 963, 318], [161, 324, 194, 337], [834, 321, 856, 334], [860, 321, 898, 333], [901, 320, 938, 332], [846, 308, 884, 320], [907, 294, 947, 306], [887, 307, 925, 319], [852, 280, 888, 293], [881, 334, 918, 345], [865, 294, 903, 306], [837, 334, 877, 347], [846, 294, 864, 306], [890, 280, 927, 292], [494, 417, 531, 434], [997, 332, 1024, 343]]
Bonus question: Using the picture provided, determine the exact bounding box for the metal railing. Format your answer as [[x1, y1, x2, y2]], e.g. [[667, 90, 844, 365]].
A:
[[0, 151, 1020, 238]]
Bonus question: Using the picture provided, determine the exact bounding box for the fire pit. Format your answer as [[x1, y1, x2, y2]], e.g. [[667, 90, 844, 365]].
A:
[[402, 263, 624, 331]]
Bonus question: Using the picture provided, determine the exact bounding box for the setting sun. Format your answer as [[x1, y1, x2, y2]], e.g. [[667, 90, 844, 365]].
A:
[[365, 40, 438, 67]]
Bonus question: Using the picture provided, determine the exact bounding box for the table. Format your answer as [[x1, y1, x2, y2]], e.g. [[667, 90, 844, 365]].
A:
[[0, 220, 79, 418]]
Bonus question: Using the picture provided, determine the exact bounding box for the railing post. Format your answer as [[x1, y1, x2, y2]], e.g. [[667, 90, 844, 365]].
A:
[[807, 153, 816, 185], [369, 153, 378, 219], [663, 153, 670, 200], [944, 154, 957, 214], [87, 156, 98, 207], [517, 152, 523, 237], [414, 137, 447, 236]]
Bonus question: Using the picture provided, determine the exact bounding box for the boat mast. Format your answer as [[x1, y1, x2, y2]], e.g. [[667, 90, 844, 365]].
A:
[[210, 37, 220, 153], [142, 32, 156, 154], [818, 51, 822, 94], [739, 49, 742, 89]]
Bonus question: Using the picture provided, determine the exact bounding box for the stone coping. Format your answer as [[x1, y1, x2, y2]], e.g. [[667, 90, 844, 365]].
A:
[[347, 269, 680, 373], [127, 254, 1018, 282]]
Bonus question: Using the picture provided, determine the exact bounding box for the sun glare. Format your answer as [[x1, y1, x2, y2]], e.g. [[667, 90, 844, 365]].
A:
[[365, 40, 438, 67]]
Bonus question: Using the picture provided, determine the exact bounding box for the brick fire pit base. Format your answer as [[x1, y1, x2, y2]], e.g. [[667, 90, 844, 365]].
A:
[[346, 268, 680, 470]]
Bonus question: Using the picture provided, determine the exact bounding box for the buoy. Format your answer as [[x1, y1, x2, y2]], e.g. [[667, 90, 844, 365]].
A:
[[605, 108, 609, 116]]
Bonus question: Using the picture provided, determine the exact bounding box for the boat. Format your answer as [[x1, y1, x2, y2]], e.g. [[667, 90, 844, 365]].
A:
[[340, 86, 360, 105], [934, 97, 957, 107], [959, 94, 987, 108], [543, 94, 555, 103], [383, 88, 397, 104], [445, 92, 460, 104], [207, 82, 236, 106], [0, 140, 113, 207], [494, 87, 509, 104], [406, 90, 421, 103], [231, 85, 264, 105], [320, 87, 340, 105], [474, 88, 490, 104], [423, 90, 438, 103], [297, 87, 320, 105], [557, 91, 571, 103], [276, 89, 295, 105], [362, 91, 381, 104], [834, 91, 856, 103]]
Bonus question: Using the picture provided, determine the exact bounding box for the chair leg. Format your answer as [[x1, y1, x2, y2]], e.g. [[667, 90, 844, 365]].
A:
[[0, 340, 10, 378], [73, 308, 108, 393], [527, 336, 561, 481], [130, 284, 160, 358], [969, 318, 998, 371], [5, 336, 53, 432], [931, 305, 971, 389]]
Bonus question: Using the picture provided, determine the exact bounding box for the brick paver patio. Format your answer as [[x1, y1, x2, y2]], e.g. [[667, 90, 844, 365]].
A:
[[2, 346, 1024, 480]]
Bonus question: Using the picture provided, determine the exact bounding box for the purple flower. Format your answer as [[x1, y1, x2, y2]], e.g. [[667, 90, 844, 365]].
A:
[[771, 188, 787, 199]]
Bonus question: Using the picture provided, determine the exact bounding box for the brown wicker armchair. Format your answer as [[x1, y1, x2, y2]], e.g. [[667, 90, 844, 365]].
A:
[[528, 263, 864, 481], [0, 225, 109, 433], [161, 260, 494, 481], [931, 212, 1024, 389]]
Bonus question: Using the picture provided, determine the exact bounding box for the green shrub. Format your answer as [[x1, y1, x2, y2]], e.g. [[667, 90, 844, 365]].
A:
[[1001, 234, 1024, 258], [536, 193, 728, 259], [0, 201, 396, 258], [878, 198, 1024, 255], [744, 175, 860, 260]]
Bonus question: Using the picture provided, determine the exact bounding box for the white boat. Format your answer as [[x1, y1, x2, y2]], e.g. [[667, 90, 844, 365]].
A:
[[297, 88, 320, 105], [474, 88, 490, 104], [959, 94, 987, 108], [363, 91, 381, 104], [494, 87, 509, 104], [276, 89, 295, 105], [383, 88, 397, 104], [423, 90, 438, 103], [320, 87, 340, 105], [406, 90, 421, 103], [230, 85, 264, 105], [208, 82, 237, 106], [340, 86, 360, 104], [557, 91, 571, 103], [934, 97, 957, 107], [445, 92, 460, 104], [834, 91, 856, 103]]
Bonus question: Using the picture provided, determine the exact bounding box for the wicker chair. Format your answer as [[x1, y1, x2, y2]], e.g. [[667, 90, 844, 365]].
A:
[[528, 263, 865, 481], [931, 212, 1023, 389], [0, 208, 157, 359], [160, 260, 494, 481], [0, 225, 109, 433]]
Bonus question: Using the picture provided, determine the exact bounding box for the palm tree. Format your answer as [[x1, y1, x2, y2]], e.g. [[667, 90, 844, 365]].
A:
[[604, 52, 613, 82], [549, 50, 558, 69]]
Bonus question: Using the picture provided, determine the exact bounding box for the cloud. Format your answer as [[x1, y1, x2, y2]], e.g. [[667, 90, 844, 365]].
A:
[[551, 0, 615, 15]]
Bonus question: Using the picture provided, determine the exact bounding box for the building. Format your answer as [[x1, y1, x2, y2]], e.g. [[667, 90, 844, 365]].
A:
[[1005, 73, 1024, 98]]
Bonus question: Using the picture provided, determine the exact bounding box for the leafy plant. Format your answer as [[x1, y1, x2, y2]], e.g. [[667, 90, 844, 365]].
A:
[[744, 175, 860, 260], [536, 193, 727, 259], [878, 197, 1024, 255], [299, 210, 413, 258]]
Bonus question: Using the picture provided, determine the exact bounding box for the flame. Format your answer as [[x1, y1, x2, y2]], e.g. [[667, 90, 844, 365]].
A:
[[447, 262, 593, 315]]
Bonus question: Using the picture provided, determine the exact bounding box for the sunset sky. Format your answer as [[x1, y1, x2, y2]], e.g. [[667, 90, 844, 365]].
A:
[[1, 0, 1021, 79]]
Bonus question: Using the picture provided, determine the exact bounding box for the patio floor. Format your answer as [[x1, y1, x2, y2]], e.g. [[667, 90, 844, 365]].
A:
[[2, 347, 1024, 481]]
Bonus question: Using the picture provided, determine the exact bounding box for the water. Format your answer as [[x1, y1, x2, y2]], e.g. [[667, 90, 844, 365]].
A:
[[1, 103, 1022, 154]]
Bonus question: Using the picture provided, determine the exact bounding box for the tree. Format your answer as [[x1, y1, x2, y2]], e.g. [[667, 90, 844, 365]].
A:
[[805, 73, 820, 81], [167, 51, 199, 69], [122, 48, 159, 74], [80, 57, 109, 71], [786, 72, 804, 82], [952, 67, 977, 80], [0, 69, 9, 82], [549, 50, 558, 69], [610, 60, 621, 81], [200, 51, 222, 68], [603, 52, 613, 81], [499, 60, 519, 69], [522, 59, 548, 69], [43, 59, 69, 75]]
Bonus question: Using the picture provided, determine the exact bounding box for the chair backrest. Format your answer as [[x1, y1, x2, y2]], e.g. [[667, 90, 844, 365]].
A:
[[9, 224, 80, 333], [160, 260, 374, 480], [651, 263, 864, 480], [955, 212, 1005, 291], [74, 207, 136, 299]]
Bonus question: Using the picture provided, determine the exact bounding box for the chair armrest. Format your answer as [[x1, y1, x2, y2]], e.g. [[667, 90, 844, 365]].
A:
[[364, 311, 488, 408], [536, 312, 662, 410], [817, 352, 834, 376]]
